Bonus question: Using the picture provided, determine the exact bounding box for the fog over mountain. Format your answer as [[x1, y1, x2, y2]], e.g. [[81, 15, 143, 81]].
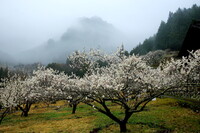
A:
[[1, 1, 199, 65], [0, 50, 16, 65], [15, 17, 125, 64]]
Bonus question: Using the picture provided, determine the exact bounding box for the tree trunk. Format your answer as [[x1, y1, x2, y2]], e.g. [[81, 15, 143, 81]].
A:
[[119, 122, 127, 132], [19, 102, 32, 117], [72, 104, 77, 114], [0, 115, 4, 124], [86, 101, 131, 132], [21, 110, 29, 117], [0, 108, 9, 124]]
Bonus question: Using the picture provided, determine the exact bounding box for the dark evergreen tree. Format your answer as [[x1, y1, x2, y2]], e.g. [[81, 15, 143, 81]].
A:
[[130, 35, 155, 55], [130, 4, 200, 55]]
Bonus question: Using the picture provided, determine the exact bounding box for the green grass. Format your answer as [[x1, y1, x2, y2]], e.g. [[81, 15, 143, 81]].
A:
[[0, 98, 199, 133]]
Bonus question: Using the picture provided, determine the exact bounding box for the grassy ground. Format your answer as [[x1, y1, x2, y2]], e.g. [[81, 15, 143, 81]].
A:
[[0, 98, 199, 133]]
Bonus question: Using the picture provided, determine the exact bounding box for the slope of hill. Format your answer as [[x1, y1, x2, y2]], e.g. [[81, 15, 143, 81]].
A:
[[0, 50, 16, 65], [130, 4, 200, 55]]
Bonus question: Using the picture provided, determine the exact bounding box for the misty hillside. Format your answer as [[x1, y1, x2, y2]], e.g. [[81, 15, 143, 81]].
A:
[[16, 17, 123, 64], [0, 50, 15, 65]]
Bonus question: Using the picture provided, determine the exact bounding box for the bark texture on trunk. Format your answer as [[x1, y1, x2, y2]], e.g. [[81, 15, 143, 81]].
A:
[[119, 122, 127, 132], [72, 104, 77, 114]]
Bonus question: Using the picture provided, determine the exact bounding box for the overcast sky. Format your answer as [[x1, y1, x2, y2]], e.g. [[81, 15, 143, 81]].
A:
[[0, 0, 200, 54]]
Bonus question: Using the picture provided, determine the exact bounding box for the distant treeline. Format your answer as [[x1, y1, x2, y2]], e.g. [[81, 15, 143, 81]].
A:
[[130, 4, 200, 55], [0, 67, 8, 82]]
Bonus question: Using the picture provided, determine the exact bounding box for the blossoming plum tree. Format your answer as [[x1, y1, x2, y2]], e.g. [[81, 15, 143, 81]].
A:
[[0, 74, 38, 124], [32, 67, 86, 114], [71, 49, 200, 132], [0, 77, 17, 124], [160, 50, 200, 99]]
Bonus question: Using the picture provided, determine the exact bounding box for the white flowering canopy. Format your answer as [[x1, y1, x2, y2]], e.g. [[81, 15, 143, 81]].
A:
[[0, 49, 199, 111]]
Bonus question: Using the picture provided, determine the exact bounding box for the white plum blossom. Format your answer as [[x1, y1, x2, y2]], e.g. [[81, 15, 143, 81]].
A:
[[73, 49, 200, 132]]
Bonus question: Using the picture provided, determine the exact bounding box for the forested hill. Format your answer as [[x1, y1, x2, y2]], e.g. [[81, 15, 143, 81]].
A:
[[130, 4, 200, 55]]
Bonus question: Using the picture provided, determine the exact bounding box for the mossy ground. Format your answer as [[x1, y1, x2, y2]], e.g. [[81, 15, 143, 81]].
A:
[[0, 98, 199, 133]]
